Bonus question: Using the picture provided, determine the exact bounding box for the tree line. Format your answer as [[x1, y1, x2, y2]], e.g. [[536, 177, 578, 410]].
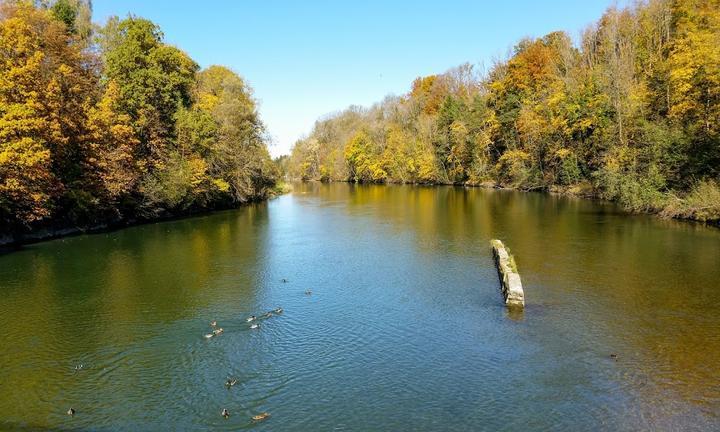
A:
[[0, 0, 278, 237], [288, 0, 720, 223]]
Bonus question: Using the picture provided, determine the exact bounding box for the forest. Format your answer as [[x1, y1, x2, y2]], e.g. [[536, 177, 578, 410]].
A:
[[0, 0, 278, 239], [287, 0, 720, 223]]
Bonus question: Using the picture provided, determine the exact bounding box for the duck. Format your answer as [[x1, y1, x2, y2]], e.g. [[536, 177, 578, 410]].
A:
[[281, 278, 288, 283], [67, 408, 75, 416], [221, 408, 230, 419], [74, 364, 83, 371], [212, 328, 224, 336], [210, 320, 217, 328], [305, 290, 312, 295], [610, 353, 618, 360], [252, 412, 271, 422], [246, 315, 257, 322], [225, 378, 238, 387], [263, 311, 273, 319], [250, 323, 260, 330], [274, 307, 283, 314], [204, 333, 214, 339]]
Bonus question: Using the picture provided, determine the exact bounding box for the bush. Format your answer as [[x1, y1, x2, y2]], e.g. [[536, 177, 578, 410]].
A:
[[662, 180, 720, 223], [495, 150, 538, 188], [594, 168, 667, 213], [555, 149, 582, 185]]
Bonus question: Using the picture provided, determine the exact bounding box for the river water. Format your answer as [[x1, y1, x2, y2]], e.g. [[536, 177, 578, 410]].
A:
[[1, 182, 719, 431]]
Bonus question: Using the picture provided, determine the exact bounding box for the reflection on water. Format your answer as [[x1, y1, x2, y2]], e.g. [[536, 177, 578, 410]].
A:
[[0, 182, 719, 431]]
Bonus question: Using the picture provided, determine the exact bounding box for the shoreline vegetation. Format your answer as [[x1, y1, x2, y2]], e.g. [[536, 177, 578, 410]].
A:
[[286, 0, 720, 226], [0, 180, 293, 249], [1, 1, 280, 245]]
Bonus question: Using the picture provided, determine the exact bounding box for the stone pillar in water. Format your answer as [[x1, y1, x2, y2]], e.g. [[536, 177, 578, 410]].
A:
[[491, 239, 525, 308]]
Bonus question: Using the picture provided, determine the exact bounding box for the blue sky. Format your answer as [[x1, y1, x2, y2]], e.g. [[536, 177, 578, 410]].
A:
[[92, 1, 623, 157]]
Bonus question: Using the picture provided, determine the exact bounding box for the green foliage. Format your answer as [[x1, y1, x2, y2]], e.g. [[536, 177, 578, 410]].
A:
[[45, 0, 92, 38], [551, 149, 581, 186], [663, 180, 720, 223], [49, 0, 76, 32], [595, 168, 668, 213], [140, 152, 212, 213], [195, 66, 276, 202], [495, 150, 542, 190], [101, 16, 198, 161]]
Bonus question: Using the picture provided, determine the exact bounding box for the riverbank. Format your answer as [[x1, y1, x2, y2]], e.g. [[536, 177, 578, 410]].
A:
[[0, 184, 293, 250], [303, 178, 720, 227], [0, 207, 237, 250], [544, 181, 719, 227], [460, 179, 720, 227]]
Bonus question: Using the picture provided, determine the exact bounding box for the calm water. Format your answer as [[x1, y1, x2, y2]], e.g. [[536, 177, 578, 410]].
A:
[[1, 183, 719, 431]]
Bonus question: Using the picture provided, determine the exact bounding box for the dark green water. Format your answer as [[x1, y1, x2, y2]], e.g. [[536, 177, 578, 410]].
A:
[[1, 183, 719, 431]]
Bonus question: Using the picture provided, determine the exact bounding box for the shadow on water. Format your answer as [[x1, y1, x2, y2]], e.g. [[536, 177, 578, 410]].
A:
[[505, 306, 525, 322]]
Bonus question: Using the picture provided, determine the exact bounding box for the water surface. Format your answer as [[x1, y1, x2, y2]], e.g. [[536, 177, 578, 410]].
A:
[[1, 183, 719, 431]]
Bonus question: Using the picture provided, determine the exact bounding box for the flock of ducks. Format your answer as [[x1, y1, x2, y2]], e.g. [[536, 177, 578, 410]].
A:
[[205, 277, 302, 423], [66, 278, 304, 424], [206, 305, 284, 422], [206, 306, 284, 340]]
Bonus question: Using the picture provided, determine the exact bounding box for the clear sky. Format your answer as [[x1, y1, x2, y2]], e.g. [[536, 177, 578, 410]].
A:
[[92, 1, 623, 157]]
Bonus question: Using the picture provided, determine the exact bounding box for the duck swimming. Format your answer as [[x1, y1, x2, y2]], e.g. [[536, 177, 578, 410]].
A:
[[263, 311, 273, 319], [252, 412, 270, 422], [212, 328, 224, 335], [274, 307, 283, 314], [281, 278, 288, 283], [246, 315, 257, 322], [204, 333, 214, 339], [221, 408, 230, 419], [305, 290, 312, 295], [250, 323, 260, 330], [610, 353, 618, 360], [210, 320, 217, 328], [225, 378, 237, 387], [67, 408, 75, 416]]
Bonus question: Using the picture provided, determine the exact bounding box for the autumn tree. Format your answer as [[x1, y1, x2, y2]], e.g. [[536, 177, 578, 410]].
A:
[[84, 81, 140, 209], [197, 66, 276, 202], [668, 0, 720, 178], [0, 3, 278, 235], [0, 1, 97, 227]]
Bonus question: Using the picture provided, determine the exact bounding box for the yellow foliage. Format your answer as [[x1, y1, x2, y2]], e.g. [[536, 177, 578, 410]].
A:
[[86, 81, 140, 199], [212, 178, 231, 193]]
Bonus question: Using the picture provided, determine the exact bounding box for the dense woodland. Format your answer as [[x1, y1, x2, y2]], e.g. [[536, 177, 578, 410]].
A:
[[288, 0, 720, 223], [0, 0, 278, 238]]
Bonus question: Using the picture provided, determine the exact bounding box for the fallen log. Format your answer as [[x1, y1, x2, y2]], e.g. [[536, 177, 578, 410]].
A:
[[490, 239, 525, 308]]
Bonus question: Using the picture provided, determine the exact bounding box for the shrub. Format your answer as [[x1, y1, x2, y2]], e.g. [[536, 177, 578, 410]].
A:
[[662, 180, 720, 223], [594, 168, 667, 213]]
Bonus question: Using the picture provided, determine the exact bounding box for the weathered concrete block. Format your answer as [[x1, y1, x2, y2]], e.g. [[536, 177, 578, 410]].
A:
[[491, 239, 525, 308]]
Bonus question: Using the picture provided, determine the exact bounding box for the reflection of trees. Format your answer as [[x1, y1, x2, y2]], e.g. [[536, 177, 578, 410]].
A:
[[0, 204, 270, 426], [309, 182, 720, 408], [341, 183, 496, 255]]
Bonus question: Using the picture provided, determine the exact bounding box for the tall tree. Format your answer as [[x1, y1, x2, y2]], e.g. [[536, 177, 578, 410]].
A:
[[0, 1, 96, 227], [101, 16, 198, 166]]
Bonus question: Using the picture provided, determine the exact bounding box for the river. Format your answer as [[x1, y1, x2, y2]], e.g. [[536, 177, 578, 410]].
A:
[[1, 182, 719, 431]]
